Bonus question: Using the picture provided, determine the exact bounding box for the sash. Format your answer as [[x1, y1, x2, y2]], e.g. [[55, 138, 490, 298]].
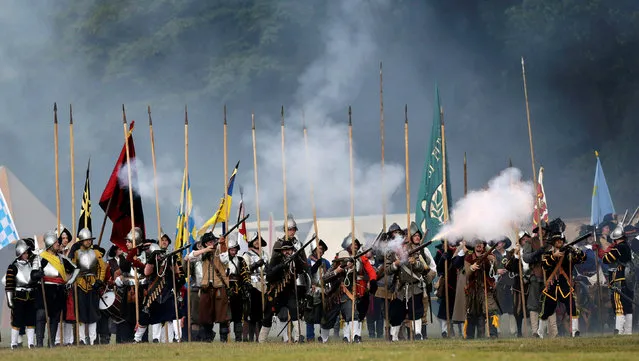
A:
[[41, 251, 67, 280]]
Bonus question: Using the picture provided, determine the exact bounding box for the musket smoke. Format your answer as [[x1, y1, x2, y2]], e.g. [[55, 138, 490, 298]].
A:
[[433, 167, 534, 246], [248, 0, 400, 219]]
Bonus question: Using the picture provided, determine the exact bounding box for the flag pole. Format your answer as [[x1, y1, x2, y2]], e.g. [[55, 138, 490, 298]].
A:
[[440, 105, 452, 337], [404, 105, 415, 341], [184, 105, 192, 342], [281, 106, 289, 239], [122, 105, 140, 326], [69, 105, 81, 345], [380, 61, 390, 342], [521, 57, 544, 241], [96, 197, 112, 247], [592, 151, 605, 335], [302, 111, 325, 311], [148, 106, 162, 242], [251, 112, 266, 313], [348, 106, 356, 341], [224, 105, 229, 223], [463, 153, 467, 195]]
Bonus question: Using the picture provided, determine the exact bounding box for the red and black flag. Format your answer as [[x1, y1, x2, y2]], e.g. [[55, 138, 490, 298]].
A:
[[99, 121, 145, 250], [77, 158, 92, 236]]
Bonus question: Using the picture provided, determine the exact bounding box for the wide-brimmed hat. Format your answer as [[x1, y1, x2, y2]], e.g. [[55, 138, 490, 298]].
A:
[[274, 239, 295, 251], [248, 232, 267, 248]]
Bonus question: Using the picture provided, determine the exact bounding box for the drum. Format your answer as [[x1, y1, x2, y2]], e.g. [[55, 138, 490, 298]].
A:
[[99, 290, 124, 323]]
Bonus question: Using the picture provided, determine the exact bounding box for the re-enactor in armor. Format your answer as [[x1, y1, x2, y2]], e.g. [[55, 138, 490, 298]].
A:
[[5, 239, 39, 349], [219, 233, 251, 342], [69, 228, 107, 345], [242, 232, 269, 342]]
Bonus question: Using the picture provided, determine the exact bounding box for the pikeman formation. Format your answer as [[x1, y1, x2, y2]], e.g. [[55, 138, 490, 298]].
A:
[[1, 60, 638, 349]]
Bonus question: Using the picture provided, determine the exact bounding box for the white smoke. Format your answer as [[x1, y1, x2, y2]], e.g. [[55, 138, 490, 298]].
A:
[[249, 0, 402, 219], [375, 234, 408, 262], [433, 168, 534, 246]]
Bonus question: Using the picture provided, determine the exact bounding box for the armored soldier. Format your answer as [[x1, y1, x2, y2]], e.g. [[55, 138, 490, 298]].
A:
[[409, 222, 437, 339], [69, 228, 106, 345], [305, 238, 330, 342], [38, 231, 79, 346], [5, 239, 39, 349], [258, 239, 308, 343], [121, 227, 153, 344], [540, 232, 586, 338], [55, 224, 76, 346], [464, 240, 499, 339], [242, 232, 269, 342], [602, 223, 636, 335], [220, 233, 251, 342], [386, 223, 434, 341]]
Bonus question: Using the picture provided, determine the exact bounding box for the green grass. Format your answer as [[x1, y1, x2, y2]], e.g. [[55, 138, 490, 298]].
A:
[[1, 336, 638, 361]]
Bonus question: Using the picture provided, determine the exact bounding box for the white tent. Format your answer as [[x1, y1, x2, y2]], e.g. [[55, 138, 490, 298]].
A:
[[0, 166, 57, 330]]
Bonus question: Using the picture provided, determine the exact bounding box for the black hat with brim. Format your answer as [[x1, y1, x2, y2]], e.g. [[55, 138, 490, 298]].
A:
[[274, 239, 295, 251], [249, 235, 268, 248], [108, 245, 120, 258]]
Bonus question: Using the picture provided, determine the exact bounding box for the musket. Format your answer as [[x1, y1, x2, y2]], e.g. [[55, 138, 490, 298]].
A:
[[282, 235, 317, 266], [543, 232, 592, 289], [408, 240, 437, 257], [608, 284, 639, 307]]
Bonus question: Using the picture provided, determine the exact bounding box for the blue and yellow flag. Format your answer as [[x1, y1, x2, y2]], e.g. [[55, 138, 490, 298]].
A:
[[590, 151, 615, 226], [175, 169, 196, 255], [198, 161, 239, 235], [415, 86, 452, 246]]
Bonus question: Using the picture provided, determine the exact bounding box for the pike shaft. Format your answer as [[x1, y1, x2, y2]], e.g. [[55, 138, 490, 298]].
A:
[[440, 106, 452, 336], [281, 107, 289, 239], [348, 107, 356, 340], [121, 106, 140, 325], [251, 112, 266, 312]]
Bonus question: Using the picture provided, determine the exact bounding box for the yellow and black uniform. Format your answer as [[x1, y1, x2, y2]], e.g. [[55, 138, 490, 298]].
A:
[[540, 246, 586, 336], [71, 246, 107, 325], [602, 240, 634, 334]]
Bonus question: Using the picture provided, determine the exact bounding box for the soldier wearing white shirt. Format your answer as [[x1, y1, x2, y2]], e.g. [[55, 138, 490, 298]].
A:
[[242, 232, 269, 342]]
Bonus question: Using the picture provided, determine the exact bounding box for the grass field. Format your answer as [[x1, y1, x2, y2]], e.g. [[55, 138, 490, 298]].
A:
[[1, 335, 638, 361]]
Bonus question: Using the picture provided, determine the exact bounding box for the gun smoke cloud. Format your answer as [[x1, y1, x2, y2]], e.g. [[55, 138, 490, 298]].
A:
[[246, 0, 403, 220], [433, 167, 534, 246]]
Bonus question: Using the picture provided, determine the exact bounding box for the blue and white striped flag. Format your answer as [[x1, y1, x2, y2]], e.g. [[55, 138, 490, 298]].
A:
[[0, 188, 20, 250]]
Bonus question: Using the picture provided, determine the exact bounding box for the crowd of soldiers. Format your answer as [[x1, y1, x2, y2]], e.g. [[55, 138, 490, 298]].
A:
[[3, 213, 638, 348]]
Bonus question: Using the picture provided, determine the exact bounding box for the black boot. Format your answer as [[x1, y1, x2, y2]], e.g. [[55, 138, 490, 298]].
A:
[[422, 324, 428, 340], [248, 323, 256, 342], [234, 323, 243, 342], [220, 324, 229, 343]]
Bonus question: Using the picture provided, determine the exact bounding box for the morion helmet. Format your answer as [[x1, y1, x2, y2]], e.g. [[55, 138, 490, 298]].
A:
[[43, 231, 58, 250], [78, 228, 95, 242], [15, 239, 29, 257]]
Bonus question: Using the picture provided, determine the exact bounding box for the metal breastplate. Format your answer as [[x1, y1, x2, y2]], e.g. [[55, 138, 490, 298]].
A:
[[15, 260, 33, 288], [193, 260, 203, 286], [78, 248, 98, 276], [227, 256, 239, 276], [43, 260, 61, 279]]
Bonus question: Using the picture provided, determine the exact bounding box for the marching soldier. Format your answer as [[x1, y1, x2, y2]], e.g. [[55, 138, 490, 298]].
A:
[[464, 240, 499, 339], [342, 232, 377, 342], [601, 223, 636, 335], [123, 228, 153, 344], [242, 232, 269, 342], [539, 229, 586, 338], [70, 228, 107, 345], [38, 231, 79, 346], [258, 239, 308, 343], [220, 234, 252, 342], [386, 223, 434, 341], [5, 239, 39, 349], [305, 238, 330, 342], [57, 225, 76, 346]]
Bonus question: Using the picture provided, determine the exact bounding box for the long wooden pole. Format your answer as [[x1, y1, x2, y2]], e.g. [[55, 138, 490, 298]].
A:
[[463, 153, 467, 195], [348, 106, 356, 341], [148, 106, 162, 246], [380, 61, 390, 341], [251, 112, 266, 312], [53, 103, 65, 345], [224, 105, 229, 223], [122, 105, 140, 326], [69, 105, 81, 345], [184, 106, 191, 342], [440, 106, 452, 337], [281, 106, 289, 239], [302, 112, 325, 311], [404, 105, 415, 341], [96, 197, 112, 247]]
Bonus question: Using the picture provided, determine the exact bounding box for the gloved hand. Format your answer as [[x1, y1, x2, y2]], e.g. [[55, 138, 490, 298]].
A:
[[92, 279, 105, 290], [369, 279, 378, 295], [250, 259, 265, 272], [311, 260, 322, 274], [31, 270, 44, 281]]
